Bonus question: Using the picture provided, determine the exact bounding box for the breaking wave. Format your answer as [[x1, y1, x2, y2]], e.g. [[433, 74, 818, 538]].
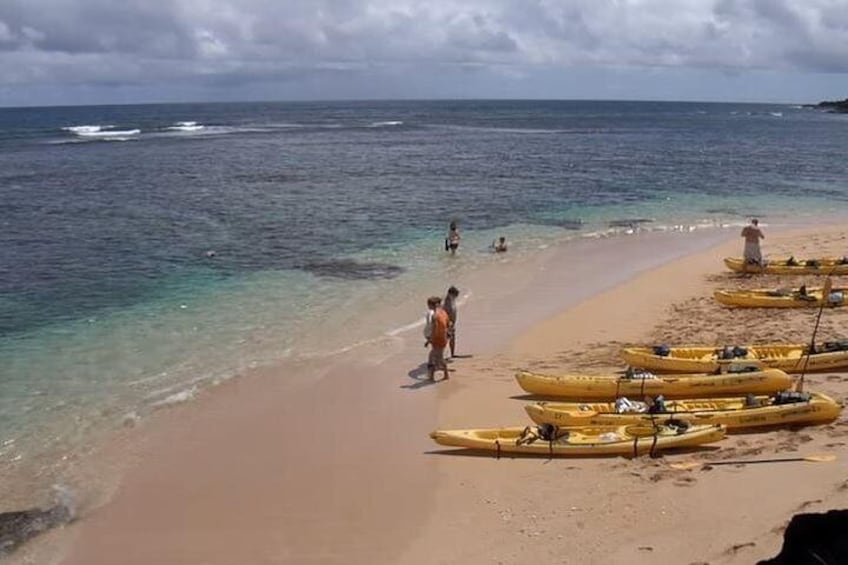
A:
[[166, 121, 205, 132], [62, 125, 140, 138]]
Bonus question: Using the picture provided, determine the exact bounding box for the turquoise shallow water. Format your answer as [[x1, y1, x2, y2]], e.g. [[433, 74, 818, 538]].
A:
[[2, 100, 848, 496]]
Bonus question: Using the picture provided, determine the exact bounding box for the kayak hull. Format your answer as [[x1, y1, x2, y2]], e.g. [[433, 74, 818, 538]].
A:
[[525, 393, 841, 430], [622, 344, 848, 374], [515, 369, 793, 400], [430, 423, 726, 456], [714, 287, 846, 308], [724, 256, 848, 275]]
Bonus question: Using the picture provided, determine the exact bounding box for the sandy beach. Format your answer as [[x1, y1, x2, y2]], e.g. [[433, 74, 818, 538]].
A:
[[10, 223, 848, 565], [403, 224, 848, 565]]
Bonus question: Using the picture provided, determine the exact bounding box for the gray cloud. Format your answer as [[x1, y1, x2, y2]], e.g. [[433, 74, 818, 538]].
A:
[[1, 0, 848, 105]]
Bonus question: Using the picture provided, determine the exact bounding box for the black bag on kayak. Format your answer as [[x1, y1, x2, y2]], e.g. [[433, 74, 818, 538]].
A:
[[773, 391, 811, 405], [538, 423, 559, 441], [652, 345, 671, 357]]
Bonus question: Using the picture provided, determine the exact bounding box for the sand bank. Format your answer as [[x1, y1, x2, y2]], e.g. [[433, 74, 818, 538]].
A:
[[10, 224, 847, 564]]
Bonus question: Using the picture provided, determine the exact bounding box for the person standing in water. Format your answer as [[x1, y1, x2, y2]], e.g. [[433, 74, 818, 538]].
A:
[[741, 218, 765, 271], [491, 236, 508, 253], [442, 286, 460, 359], [445, 222, 461, 254]]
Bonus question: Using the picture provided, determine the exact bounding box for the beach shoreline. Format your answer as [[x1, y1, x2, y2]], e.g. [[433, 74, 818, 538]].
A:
[[8, 222, 848, 564]]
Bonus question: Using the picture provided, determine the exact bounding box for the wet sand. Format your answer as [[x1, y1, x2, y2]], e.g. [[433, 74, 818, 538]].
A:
[[10, 224, 848, 564]]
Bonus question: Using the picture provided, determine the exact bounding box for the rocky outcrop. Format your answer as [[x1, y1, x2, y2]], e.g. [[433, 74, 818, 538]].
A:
[[758, 509, 848, 564], [812, 98, 848, 113], [0, 504, 73, 556]]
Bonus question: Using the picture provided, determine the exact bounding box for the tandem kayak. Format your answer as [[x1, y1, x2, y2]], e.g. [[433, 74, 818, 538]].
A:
[[524, 391, 841, 430], [724, 256, 848, 275], [714, 286, 847, 308], [514, 369, 793, 400], [622, 344, 848, 374], [430, 422, 726, 457]]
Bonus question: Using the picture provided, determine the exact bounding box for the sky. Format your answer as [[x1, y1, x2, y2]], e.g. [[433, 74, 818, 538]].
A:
[[1, 0, 848, 107]]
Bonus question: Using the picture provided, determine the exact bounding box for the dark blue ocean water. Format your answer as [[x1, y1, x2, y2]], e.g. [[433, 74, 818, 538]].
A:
[[3, 100, 847, 337], [2, 100, 848, 483]]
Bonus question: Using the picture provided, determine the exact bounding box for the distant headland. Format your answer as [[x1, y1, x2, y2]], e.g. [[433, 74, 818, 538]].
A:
[[807, 98, 848, 113]]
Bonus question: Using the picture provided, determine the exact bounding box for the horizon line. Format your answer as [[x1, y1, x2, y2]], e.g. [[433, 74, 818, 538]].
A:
[[0, 96, 830, 111]]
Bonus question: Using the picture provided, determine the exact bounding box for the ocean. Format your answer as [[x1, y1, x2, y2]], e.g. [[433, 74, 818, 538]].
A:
[[2, 99, 848, 501]]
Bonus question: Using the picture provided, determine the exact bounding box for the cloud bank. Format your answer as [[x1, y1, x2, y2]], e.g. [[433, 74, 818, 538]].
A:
[[1, 0, 847, 105]]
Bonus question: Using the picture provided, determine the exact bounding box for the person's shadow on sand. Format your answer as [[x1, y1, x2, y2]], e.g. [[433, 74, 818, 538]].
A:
[[401, 363, 439, 389]]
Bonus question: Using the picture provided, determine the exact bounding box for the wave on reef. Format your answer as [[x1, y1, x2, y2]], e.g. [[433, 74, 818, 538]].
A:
[[166, 121, 205, 132], [62, 125, 141, 138]]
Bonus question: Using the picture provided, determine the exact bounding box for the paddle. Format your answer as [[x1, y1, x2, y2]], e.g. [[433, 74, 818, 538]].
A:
[[669, 454, 836, 470], [798, 275, 833, 390]]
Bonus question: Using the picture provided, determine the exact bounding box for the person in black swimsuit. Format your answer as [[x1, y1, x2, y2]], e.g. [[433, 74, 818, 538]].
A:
[[446, 222, 461, 254]]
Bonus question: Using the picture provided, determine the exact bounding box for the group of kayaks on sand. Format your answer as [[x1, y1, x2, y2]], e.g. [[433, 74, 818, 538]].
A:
[[719, 256, 848, 307], [722, 219, 848, 307], [430, 245, 845, 457]]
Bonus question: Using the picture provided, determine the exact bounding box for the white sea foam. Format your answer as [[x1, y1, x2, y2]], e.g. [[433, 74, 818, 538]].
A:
[[90, 129, 141, 137], [176, 125, 264, 136], [297, 335, 395, 359], [385, 319, 424, 336], [63, 125, 112, 134], [167, 121, 205, 132], [769, 112, 783, 118], [150, 386, 197, 408], [126, 371, 171, 387], [122, 411, 141, 427], [144, 373, 213, 400], [49, 137, 133, 145], [63, 124, 140, 137], [369, 120, 403, 127], [52, 484, 77, 520], [263, 122, 307, 129]]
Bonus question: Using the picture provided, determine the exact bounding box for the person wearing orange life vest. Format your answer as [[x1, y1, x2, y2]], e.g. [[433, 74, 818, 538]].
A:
[[423, 296, 450, 381]]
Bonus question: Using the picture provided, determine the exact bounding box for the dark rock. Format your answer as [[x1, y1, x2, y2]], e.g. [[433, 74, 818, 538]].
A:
[[758, 509, 848, 564], [0, 504, 73, 556], [704, 208, 741, 215], [532, 218, 583, 230], [550, 219, 584, 230], [608, 218, 653, 228], [813, 98, 848, 113], [301, 259, 404, 280]]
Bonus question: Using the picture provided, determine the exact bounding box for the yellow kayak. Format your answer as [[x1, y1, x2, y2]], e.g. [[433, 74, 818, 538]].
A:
[[622, 344, 848, 374], [724, 256, 848, 275], [430, 423, 726, 457], [525, 391, 841, 430], [514, 369, 792, 400], [715, 287, 847, 308]]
